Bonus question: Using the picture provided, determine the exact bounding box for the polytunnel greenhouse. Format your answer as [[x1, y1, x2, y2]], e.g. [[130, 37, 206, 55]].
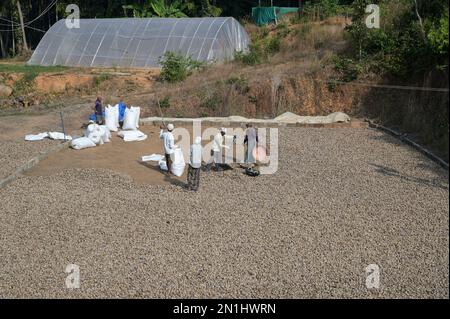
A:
[[28, 17, 250, 68]]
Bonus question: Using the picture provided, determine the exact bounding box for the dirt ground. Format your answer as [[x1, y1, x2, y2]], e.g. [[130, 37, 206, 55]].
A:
[[26, 126, 187, 185]]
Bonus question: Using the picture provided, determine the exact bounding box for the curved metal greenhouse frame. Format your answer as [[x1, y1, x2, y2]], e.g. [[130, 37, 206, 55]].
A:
[[28, 17, 250, 68]]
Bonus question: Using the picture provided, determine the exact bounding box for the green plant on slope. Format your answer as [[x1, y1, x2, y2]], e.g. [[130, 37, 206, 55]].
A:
[[159, 51, 205, 83]]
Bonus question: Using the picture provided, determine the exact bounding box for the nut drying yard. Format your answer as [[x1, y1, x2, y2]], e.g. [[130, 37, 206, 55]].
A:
[[0, 120, 448, 298]]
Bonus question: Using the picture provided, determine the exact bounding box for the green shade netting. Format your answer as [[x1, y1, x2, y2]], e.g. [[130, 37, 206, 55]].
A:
[[252, 7, 299, 26]]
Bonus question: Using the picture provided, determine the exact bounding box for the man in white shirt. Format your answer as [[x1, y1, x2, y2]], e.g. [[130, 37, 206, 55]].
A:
[[160, 123, 175, 175], [207, 127, 231, 172], [187, 136, 202, 191]]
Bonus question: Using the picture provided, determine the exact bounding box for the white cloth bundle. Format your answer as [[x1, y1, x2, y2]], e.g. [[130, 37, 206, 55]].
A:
[[141, 154, 164, 162], [25, 132, 49, 141], [47, 132, 72, 140], [117, 130, 148, 142]]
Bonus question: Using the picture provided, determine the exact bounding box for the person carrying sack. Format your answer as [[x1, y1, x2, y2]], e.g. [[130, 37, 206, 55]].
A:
[[160, 123, 176, 176]]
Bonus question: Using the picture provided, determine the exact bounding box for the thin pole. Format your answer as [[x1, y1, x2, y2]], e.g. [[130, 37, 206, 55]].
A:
[[60, 111, 67, 142]]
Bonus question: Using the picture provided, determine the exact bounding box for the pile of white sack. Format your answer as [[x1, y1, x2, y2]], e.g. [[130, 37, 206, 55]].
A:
[[105, 104, 147, 142], [71, 122, 111, 150], [141, 148, 186, 177], [71, 104, 146, 150]]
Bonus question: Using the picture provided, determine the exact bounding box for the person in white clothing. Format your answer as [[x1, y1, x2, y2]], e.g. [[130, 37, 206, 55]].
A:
[[160, 123, 176, 175], [187, 136, 202, 191], [207, 127, 231, 172]]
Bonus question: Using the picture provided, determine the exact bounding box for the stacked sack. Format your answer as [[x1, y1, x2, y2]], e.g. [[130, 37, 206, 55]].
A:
[[117, 106, 147, 142], [71, 122, 111, 150]]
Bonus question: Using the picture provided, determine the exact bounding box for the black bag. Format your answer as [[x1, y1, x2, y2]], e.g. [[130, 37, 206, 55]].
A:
[[245, 167, 260, 177]]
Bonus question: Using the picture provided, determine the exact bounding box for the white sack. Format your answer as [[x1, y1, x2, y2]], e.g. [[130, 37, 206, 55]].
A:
[[86, 123, 109, 145], [170, 148, 186, 177], [122, 108, 137, 131], [85, 123, 98, 137], [88, 132, 102, 145], [141, 154, 164, 162], [105, 104, 119, 132], [113, 104, 120, 128], [131, 106, 141, 128], [71, 137, 97, 150], [117, 130, 148, 142], [98, 125, 111, 143]]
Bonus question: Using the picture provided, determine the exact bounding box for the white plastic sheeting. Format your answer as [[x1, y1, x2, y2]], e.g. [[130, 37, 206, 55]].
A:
[[28, 18, 250, 68]]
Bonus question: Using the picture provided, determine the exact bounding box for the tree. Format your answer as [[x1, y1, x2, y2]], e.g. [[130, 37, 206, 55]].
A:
[[123, 0, 188, 18]]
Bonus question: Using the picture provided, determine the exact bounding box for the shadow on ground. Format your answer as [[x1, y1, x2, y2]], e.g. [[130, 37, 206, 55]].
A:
[[369, 163, 449, 191]]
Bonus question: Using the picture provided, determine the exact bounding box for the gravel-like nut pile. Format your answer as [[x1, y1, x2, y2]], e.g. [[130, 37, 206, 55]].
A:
[[0, 139, 60, 180], [0, 128, 448, 298]]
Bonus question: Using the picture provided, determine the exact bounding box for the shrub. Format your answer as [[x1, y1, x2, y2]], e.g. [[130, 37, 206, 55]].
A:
[[332, 56, 362, 82], [235, 32, 283, 66], [159, 95, 171, 109], [94, 73, 111, 87], [226, 75, 250, 94], [201, 92, 222, 111], [159, 52, 205, 83], [235, 45, 263, 66]]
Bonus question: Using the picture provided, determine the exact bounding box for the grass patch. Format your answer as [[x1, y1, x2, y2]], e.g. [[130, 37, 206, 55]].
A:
[[94, 73, 112, 87], [0, 63, 68, 75]]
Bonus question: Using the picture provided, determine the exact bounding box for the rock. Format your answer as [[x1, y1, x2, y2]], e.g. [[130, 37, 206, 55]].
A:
[[0, 84, 13, 98]]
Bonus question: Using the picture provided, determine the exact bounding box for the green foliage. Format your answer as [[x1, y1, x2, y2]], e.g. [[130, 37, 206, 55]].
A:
[[201, 92, 222, 111], [226, 75, 250, 94], [234, 24, 288, 66], [343, 0, 449, 78], [159, 51, 204, 83], [427, 9, 449, 57], [159, 95, 171, 108], [276, 22, 290, 38], [234, 46, 262, 66], [94, 73, 111, 87], [12, 72, 38, 95], [300, 0, 346, 21], [122, 0, 222, 18], [332, 56, 362, 82], [123, 0, 187, 17]]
